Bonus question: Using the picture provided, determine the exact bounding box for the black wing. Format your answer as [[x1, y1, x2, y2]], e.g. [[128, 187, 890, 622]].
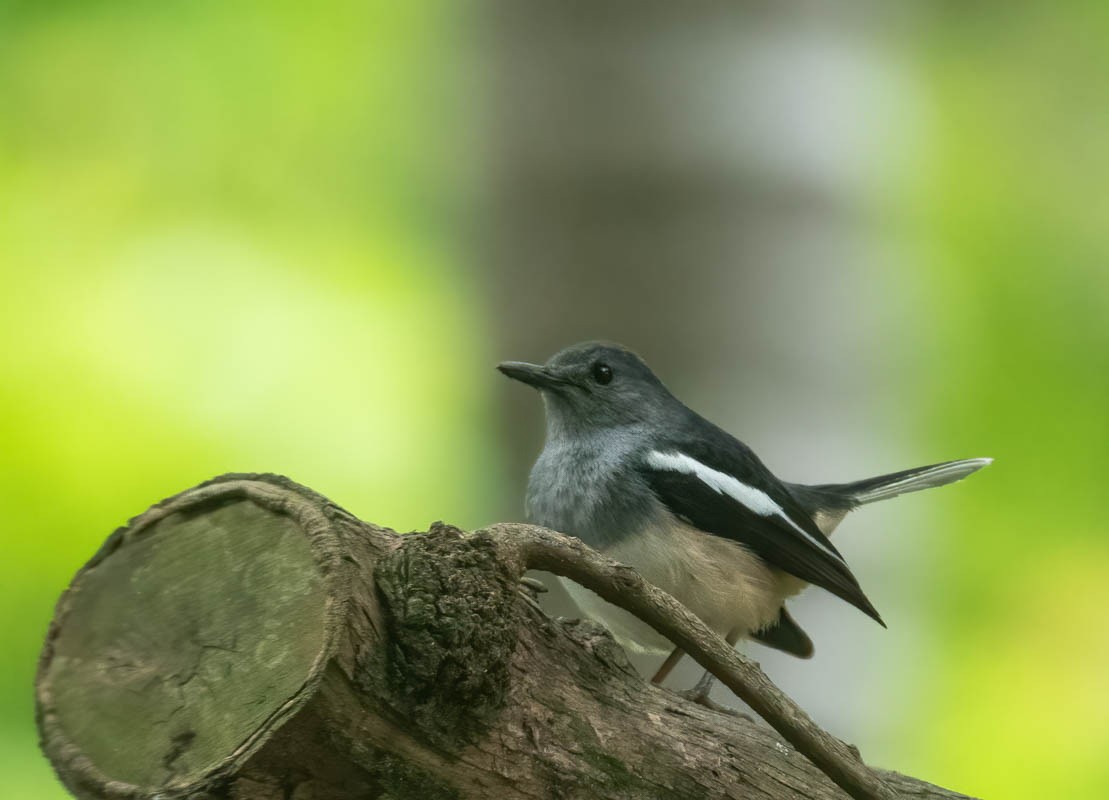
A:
[[640, 442, 884, 626]]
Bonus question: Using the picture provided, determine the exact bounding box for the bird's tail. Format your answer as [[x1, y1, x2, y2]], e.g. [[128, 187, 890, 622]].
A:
[[811, 457, 993, 506]]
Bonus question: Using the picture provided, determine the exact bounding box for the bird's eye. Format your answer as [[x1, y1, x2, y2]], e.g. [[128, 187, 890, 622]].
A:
[[591, 362, 614, 385]]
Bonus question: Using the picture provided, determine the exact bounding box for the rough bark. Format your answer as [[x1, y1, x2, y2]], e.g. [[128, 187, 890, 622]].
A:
[[37, 474, 972, 800]]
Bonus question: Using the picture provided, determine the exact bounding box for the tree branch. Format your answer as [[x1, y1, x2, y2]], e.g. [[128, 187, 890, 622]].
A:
[[36, 474, 972, 800]]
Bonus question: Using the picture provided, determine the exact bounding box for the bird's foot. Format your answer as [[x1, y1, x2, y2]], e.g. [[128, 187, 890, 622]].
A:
[[517, 576, 548, 612], [674, 688, 752, 719], [688, 670, 717, 700], [674, 672, 753, 720], [676, 669, 719, 708], [676, 687, 721, 710]]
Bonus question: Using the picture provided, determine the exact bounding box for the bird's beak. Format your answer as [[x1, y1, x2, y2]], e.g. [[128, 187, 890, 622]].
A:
[[497, 361, 566, 390]]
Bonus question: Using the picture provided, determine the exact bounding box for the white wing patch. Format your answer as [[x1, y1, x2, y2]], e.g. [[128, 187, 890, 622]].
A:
[[646, 450, 843, 562]]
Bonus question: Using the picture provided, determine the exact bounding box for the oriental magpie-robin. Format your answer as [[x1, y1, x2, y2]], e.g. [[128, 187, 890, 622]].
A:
[[499, 341, 990, 694]]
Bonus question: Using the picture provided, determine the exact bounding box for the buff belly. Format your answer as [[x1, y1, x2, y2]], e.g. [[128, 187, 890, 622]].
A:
[[563, 517, 802, 655]]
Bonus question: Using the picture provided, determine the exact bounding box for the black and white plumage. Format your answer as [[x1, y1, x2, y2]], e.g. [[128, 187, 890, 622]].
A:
[[499, 341, 991, 666]]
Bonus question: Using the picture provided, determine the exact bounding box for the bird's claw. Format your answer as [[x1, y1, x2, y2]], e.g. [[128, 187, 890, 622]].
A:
[[519, 576, 548, 596], [516, 576, 549, 613], [676, 688, 724, 712], [674, 687, 752, 720]]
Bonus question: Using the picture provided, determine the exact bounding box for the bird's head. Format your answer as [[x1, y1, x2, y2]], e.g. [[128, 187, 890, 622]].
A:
[[498, 341, 674, 436]]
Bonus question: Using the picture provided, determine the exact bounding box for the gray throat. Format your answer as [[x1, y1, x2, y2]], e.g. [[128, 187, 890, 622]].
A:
[[525, 425, 661, 550]]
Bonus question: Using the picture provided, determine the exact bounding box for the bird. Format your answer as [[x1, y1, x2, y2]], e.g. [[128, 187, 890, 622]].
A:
[[498, 340, 991, 700]]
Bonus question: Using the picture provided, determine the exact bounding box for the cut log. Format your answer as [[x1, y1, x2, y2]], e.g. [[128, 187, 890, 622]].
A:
[[36, 474, 972, 800]]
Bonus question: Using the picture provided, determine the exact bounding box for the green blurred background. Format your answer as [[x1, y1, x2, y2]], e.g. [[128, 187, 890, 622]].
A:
[[1, 2, 1106, 798]]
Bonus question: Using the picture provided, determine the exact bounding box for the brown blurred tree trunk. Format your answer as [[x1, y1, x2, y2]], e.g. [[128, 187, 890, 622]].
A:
[[483, 3, 894, 694], [37, 475, 972, 800]]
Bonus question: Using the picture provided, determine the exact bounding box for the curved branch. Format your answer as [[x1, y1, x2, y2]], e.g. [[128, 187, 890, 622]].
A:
[[482, 522, 896, 800]]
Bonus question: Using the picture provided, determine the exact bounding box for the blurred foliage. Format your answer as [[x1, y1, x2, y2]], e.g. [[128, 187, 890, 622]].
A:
[[1, 2, 1107, 799], [0, 2, 496, 797], [903, 4, 1109, 798]]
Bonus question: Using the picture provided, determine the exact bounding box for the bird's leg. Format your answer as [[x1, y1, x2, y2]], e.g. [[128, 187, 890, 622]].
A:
[[650, 646, 686, 685], [678, 628, 742, 708]]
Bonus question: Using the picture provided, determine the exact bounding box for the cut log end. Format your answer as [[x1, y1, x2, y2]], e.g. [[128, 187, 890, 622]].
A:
[[37, 478, 345, 800]]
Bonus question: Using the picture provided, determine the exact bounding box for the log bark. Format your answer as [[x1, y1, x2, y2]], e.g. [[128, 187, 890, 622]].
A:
[[37, 474, 972, 800]]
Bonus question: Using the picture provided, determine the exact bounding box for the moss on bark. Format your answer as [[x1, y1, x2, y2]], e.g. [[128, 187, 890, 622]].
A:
[[371, 523, 519, 751]]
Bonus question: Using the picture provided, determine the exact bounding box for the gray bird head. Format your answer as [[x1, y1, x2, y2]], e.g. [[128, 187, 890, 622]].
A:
[[498, 341, 676, 437]]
